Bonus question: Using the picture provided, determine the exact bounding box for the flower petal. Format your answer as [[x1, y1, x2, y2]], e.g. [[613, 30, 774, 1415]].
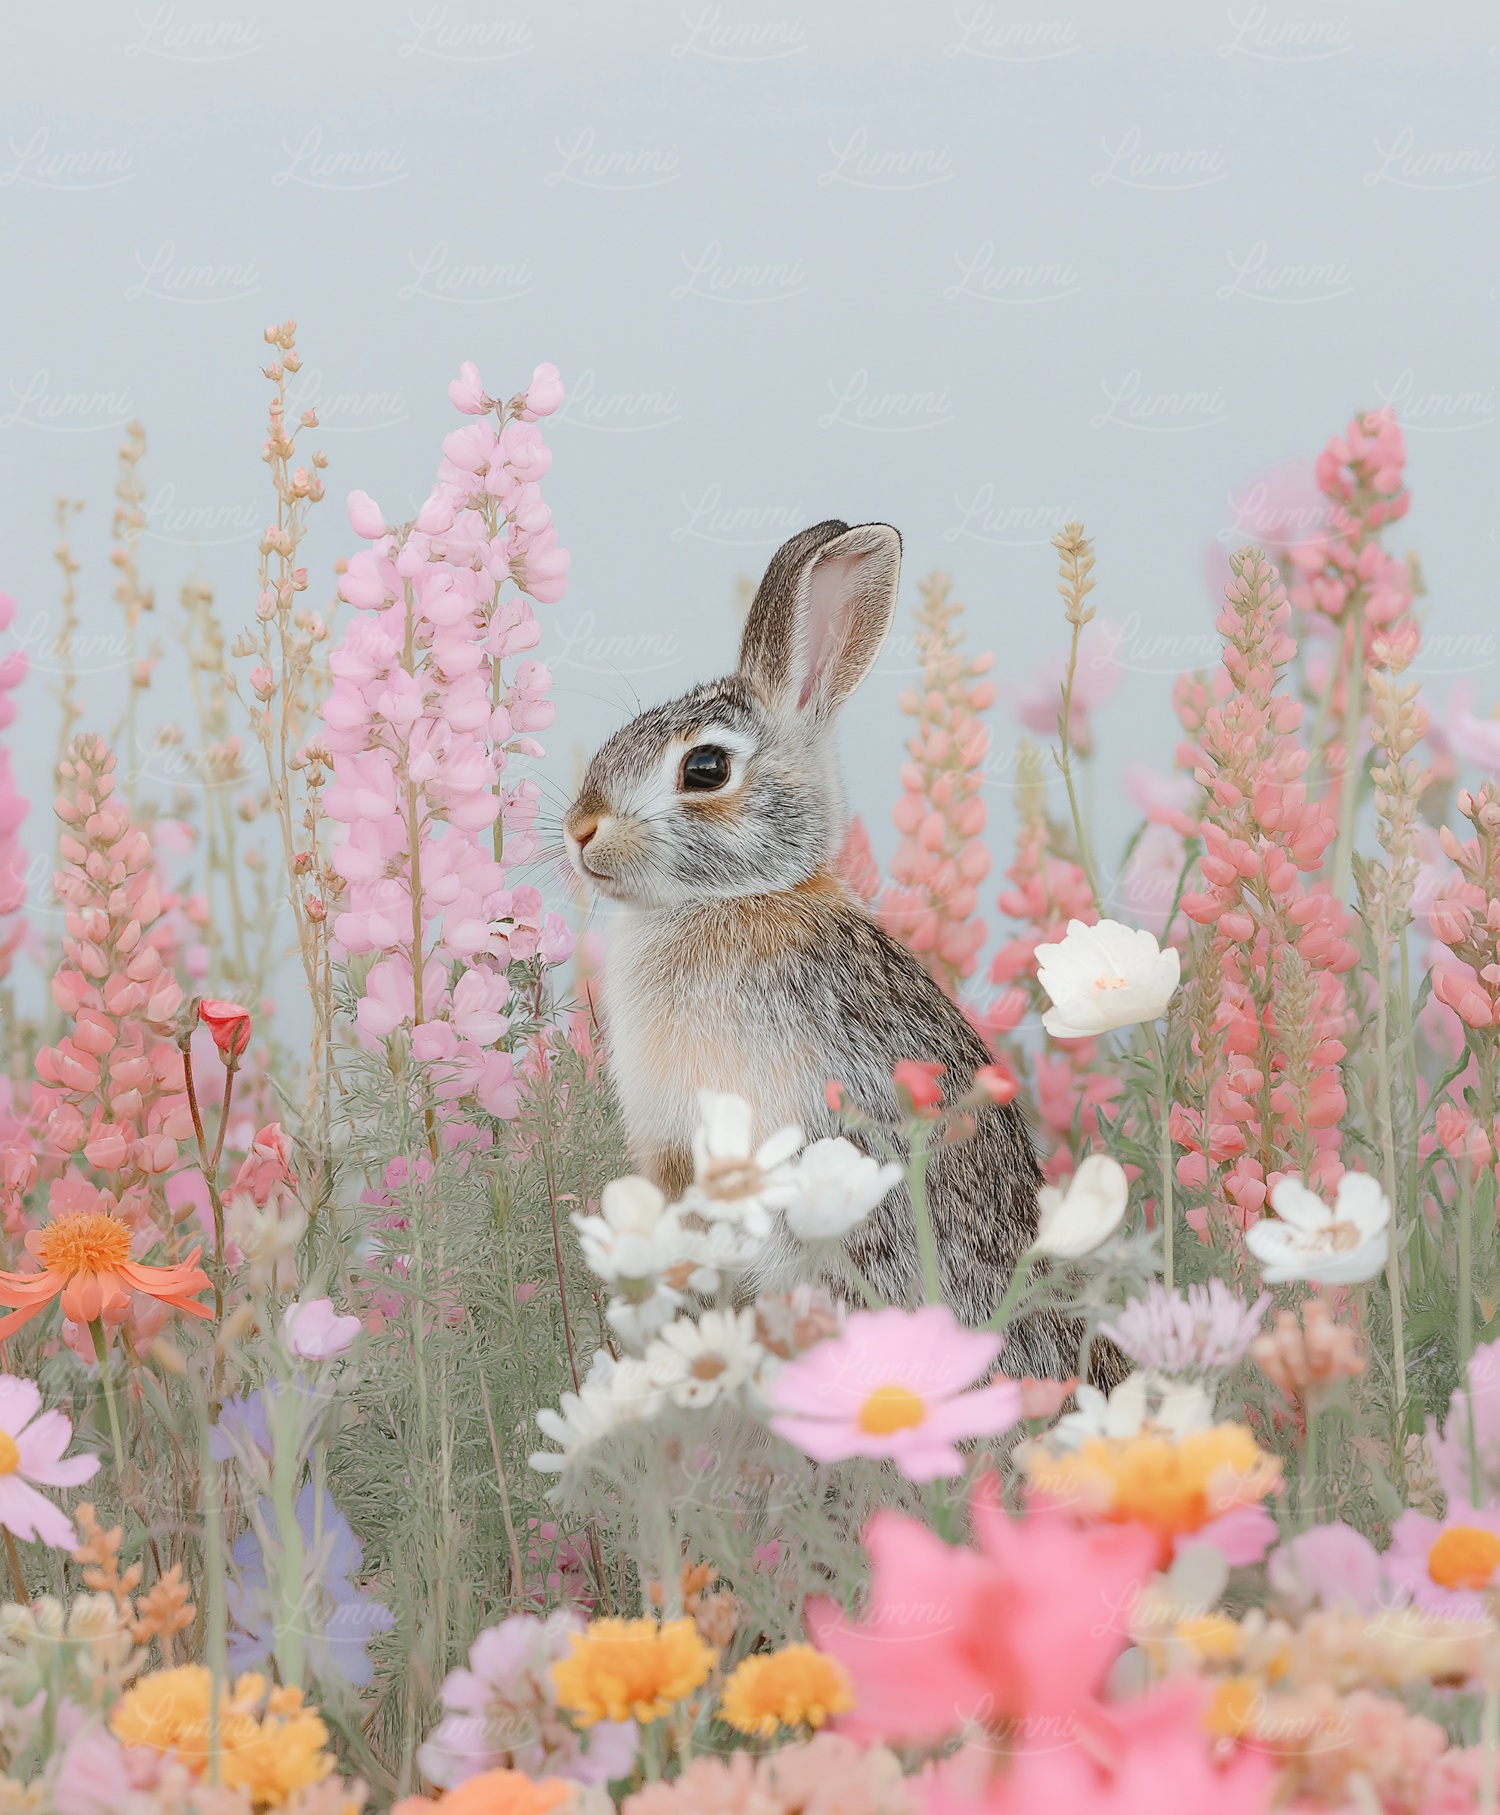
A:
[[0, 1475, 78, 1548], [0, 1375, 42, 1440]]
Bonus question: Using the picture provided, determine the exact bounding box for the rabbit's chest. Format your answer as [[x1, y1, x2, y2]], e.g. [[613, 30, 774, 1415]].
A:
[[604, 903, 820, 1176]]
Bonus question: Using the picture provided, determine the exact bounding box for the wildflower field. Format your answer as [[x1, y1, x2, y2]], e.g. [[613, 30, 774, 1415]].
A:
[[2, 332, 1500, 1815]]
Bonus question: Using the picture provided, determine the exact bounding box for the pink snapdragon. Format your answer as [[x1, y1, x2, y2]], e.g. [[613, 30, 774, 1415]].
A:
[[1174, 551, 1355, 1229], [0, 594, 29, 980], [12, 737, 193, 1234], [324, 361, 575, 1121], [879, 576, 994, 994]]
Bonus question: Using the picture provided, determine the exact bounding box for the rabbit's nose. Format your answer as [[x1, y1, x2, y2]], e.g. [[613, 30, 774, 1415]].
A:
[[569, 813, 599, 850]]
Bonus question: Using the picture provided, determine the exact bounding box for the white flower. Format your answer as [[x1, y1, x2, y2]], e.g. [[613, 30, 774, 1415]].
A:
[[784, 1138, 903, 1242], [680, 1091, 802, 1238], [606, 1286, 683, 1351], [1247, 1173, 1390, 1285], [1035, 918, 1181, 1039], [1034, 1155, 1129, 1259], [529, 1351, 662, 1473], [571, 1177, 696, 1286], [1053, 1369, 1213, 1449], [683, 1219, 765, 1286], [645, 1308, 764, 1409]]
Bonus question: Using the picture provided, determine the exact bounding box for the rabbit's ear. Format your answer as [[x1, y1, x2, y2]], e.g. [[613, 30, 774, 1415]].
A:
[[739, 520, 902, 718]]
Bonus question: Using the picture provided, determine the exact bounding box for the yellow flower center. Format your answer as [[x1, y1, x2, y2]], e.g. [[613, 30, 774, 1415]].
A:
[[0, 1432, 18, 1476], [857, 1384, 926, 1435], [1428, 1526, 1500, 1590], [1094, 973, 1129, 991], [35, 1212, 132, 1278]]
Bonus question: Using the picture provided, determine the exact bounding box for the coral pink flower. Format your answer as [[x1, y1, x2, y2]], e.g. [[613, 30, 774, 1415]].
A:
[[767, 1305, 1021, 1479], [806, 1474, 1157, 1741], [922, 1681, 1274, 1815], [891, 1061, 944, 1114], [0, 1374, 99, 1547], [197, 998, 252, 1060]]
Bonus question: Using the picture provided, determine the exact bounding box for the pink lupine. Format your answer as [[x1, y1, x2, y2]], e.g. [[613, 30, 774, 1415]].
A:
[[28, 736, 194, 1237], [0, 594, 30, 980], [1286, 409, 1418, 849], [878, 574, 993, 995], [1174, 551, 1356, 1233], [324, 361, 571, 1126]]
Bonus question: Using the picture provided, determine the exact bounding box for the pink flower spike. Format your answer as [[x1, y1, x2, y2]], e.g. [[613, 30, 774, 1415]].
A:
[[346, 490, 388, 540], [283, 1297, 362, 1360], [768, 1304, 1021, 1480], [0, 1373, 99, 1548]]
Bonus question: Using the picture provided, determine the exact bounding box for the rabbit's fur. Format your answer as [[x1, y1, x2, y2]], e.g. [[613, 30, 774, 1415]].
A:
[[564, 520, 1077, 1378]]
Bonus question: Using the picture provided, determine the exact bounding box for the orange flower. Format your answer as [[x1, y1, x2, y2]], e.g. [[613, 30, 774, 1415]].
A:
[[0, 1212, 212, 1338], [392, 1770, 576, 1815]]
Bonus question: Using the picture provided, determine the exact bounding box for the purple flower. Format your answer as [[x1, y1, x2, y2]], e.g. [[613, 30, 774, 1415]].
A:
[[1268, 1520, 1386, 1613], [227, 1483, 394, 1687], [1099, 1280, 1270, 1378]]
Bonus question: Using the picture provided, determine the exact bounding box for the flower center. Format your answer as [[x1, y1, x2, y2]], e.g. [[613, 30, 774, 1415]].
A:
[[0, 1432, 18, 1476], [35, 1212, 132, 1278], [1428, 1526, 1500, 1590], [1093, 973, 1129, 991], [1321, 1220, 1362, 1252], [690, 1354, 727, 1381], [700, 1157, 762, 1203], [857, 1384, 926, 1435]]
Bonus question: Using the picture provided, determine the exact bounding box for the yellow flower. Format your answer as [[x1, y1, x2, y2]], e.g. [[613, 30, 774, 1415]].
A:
[[1024, 1422, 1280, 1547], [718, 1644, 855, 1738], [109, 1665, 335, 1809], [551, 1617, 716, 1726]]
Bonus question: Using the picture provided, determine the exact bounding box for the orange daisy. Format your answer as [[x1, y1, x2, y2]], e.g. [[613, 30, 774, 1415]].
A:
[[0, 1213, 212, 1338]]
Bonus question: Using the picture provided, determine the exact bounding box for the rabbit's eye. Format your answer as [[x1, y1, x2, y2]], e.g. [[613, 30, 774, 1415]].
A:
[[680, 745, 731, 792]]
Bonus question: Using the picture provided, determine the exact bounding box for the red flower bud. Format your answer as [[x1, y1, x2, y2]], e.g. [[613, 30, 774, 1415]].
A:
[[198, 997, 253, 1059]]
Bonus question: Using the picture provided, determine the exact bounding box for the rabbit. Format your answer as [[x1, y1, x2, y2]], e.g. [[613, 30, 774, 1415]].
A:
[[563, 519, 1080, 1380]]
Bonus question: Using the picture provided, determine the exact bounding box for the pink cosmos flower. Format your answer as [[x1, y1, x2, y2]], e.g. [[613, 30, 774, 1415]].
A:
[[767, 1304, 1021, 1480], [283, 1297, 362, 1360], [1386, 1506, 1500, 1621], [807, 1475, 1157, 1742], [1267, 1518, 1386, 1613], [0, 1374, 99, 1547], [923, 1680, 1274, 1815]]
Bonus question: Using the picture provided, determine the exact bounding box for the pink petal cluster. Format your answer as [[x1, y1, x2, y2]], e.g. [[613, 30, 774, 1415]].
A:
[[1287, 408, 1412, 622], [1173, 552, 1355, 1228], [1426, 781, 1500, 1044], [807, 1475, 1157, 1743], [879, 581, 994, 993], [0, 593, 29, 980], [324, 361, 575, 1120], [4, 737, 194, 1238]]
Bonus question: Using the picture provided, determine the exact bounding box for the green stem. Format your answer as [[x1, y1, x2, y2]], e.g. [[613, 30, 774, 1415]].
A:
[[200, 1403, 226, 1785], [1330, 600, 1365, 900], [271, 1379, 306, 1689], [1462, 1170, 1481, 1508], [1144, 1021, 1176, 1293], [1302, 1404, 1319, 1528], [1374, 957, 1407, 1412], [89, 1319, 126, 1479], [986, 1248, 1040, 1334], [909, 1127, 941, 1305]]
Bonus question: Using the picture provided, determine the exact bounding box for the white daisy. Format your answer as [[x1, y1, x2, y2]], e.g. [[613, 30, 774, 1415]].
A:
[[529, 1350, 662, 1473], [1052, 1369, 1213, 1450], [680, 1092, 802, 1238], [1034, 1155, 1130, 1260], [645, 1308, 764, 1410]]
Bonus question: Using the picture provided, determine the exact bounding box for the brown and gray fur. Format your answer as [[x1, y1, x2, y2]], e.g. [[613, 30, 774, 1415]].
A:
[[564, 520, 1076, 1378]]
